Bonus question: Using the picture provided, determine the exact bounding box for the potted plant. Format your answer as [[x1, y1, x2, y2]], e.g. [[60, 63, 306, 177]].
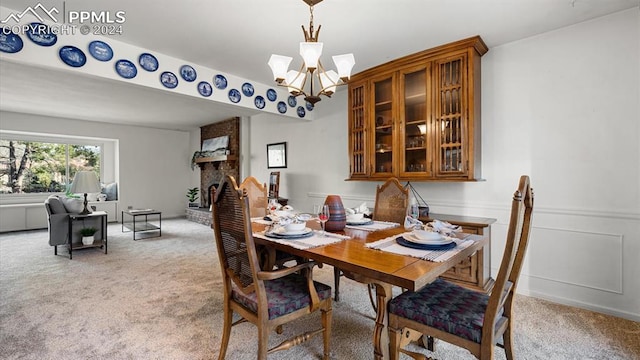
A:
[[80, 227, 97, 245], [186, 187, 200, 208]]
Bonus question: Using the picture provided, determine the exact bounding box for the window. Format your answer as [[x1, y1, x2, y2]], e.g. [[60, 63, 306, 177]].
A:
[[0, 139, 101, 194]]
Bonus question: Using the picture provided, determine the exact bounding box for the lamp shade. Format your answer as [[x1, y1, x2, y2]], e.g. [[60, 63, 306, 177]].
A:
[[70, 171, 101, 194], [332, 53, 355, 81], [268, 54, 293, 82], [299, 42, 323, 70]]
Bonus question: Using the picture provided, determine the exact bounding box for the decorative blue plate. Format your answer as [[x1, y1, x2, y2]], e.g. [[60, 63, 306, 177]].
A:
[[288, 95, 297, 107], [160, 71, 178, 88], [296, 106, 306, 118], [228, 89, 241, 103], [266, 88, 277, 102], [214, 74, 227, 90], [198, 81, 212, 97], [346, 220, 374, 226], [25, 22, 57, 46], [59, 46, 86, 67], [277, 101, 287, 114], [306, 102, 314, 111], [180, 65, 197, 82], [264, 229, 314, 240], [88, 40, 113, 61], [396, 237, 457, 250], [0, 29, 23, 53], [254, 95, 265, 109], [139, 53, 158, 72], [115, 59, 137, 79], [241, 82, 254, 97]]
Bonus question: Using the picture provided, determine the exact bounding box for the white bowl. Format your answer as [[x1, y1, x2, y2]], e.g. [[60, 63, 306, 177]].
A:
[[346, 213, 364, 222], [412, 229, 442, 241], [284, 222, 306, 232]]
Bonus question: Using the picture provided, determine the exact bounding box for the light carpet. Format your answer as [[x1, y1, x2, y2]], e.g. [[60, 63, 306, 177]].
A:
[[1, 218, 638, 360]]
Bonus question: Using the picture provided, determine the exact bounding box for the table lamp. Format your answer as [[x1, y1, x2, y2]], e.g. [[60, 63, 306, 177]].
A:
[[70, 171, 101, 215]]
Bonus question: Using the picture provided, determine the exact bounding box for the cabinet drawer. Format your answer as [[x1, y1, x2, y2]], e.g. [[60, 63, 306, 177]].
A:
[[441, 252, 478, 284]]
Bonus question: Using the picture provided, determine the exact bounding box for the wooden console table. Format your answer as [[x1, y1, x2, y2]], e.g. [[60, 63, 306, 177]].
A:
[[420, 213, 497, 292]]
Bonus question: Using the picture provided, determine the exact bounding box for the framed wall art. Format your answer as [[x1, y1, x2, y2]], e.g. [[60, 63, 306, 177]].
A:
[[267, 142, 287, 169]]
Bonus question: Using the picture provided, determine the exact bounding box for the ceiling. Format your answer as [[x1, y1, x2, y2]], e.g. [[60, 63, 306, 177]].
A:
[[1, 0, 638, 131]]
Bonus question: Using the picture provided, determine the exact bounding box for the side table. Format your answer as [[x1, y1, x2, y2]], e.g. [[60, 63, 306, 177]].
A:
[[68, 211, 108, 260], [121, 209, 162, 240]]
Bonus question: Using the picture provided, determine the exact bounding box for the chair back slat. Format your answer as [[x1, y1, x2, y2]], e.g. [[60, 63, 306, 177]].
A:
[[373, 178, 409, 225], [483, 175, 534, 338], [212, 175, 260, 290]]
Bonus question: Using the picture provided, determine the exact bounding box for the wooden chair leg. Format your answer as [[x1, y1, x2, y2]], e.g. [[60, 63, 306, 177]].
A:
[[257, 324, 269, 360], [333, 267, 341, 301], [218, 306, 233, 360], [504, 323, 514, 360], [367, 284, 378, 312], [322, 307, 332, 360]]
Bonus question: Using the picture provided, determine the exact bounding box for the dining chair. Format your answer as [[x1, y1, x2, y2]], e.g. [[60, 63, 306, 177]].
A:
[[372, 177, 410, 225], [212, 175, 332, 360], [387, 175, 534, 360], [238, 176, 269, 218], [334, 177, 409, 307], [239, 175, 297, 269]]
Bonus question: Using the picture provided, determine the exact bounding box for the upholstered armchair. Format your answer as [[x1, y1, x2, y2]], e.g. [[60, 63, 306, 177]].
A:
[[44, 195, 101, 256]]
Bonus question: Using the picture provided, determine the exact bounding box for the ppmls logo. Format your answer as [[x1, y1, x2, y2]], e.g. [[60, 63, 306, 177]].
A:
[[1, 3, 60, 24]]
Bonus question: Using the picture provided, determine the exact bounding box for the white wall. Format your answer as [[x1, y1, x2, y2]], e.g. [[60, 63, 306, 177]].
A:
[[0, 111, 194, 220], [247, 8, 640, 321]]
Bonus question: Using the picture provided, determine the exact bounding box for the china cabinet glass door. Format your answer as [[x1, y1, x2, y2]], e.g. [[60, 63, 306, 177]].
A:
[[399, 65, 432, 178], [434, 55, 467, 177], [372, 74, 394, 176]]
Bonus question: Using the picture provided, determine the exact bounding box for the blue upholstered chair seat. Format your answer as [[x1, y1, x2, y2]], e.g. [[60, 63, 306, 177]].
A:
[[233, 274, 332, 320], [388, 278, 505, 343]]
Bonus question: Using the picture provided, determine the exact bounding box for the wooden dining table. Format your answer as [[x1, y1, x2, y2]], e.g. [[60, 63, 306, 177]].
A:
[[251, 220, 489, 360]]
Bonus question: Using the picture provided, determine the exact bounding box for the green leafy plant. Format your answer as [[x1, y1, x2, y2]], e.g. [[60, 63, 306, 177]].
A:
[[80, 227, 97, 236], [186, 187, 199, 202]]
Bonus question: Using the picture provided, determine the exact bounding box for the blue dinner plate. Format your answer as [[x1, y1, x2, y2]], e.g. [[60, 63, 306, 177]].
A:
[[264, 230, 314, 240], [160, 71, 178, 88], [288, 95, 297, 107], [254, 95, 265, 109], [277, 101, 287, 114], [296, 106, 306, 118], [266, 88, 277, 101], [26, 22, 57, 46], [396, 237, 456, 250], [180, 65, 197, 82], [0, 29, 23, 53], [59, 46, 86, 67], [214, 74, 227, 90], [306, 101, 314, 111], [228, 88, 241, 103], [242, 82, 254, 97], [346, 220, 374, 226], [198, 81, 212, 97], [139, 53, 158, 72], [88, 40, 113, 61], [115, 59, 137, 79]]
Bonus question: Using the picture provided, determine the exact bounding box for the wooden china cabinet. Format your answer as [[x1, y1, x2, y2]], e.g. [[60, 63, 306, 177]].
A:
[[348, 36, 488, 181]]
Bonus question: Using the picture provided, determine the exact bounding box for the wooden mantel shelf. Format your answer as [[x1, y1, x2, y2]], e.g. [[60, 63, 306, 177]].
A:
[[193, 154, 237, 170], [194, 155, 237, 164]]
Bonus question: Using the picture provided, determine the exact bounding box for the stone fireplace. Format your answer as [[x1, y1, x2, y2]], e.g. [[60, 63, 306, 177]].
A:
[[186, 117, 240, 226]]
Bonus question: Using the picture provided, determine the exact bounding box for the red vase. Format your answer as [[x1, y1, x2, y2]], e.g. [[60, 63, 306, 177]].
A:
[[323, 195, 346, 231]]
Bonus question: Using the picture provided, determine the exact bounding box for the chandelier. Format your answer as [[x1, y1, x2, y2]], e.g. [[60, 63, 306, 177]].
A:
[[267, 0, 355, 105]]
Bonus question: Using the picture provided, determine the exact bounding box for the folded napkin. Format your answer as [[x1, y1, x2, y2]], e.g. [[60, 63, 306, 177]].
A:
[[253, 230, 349, 250], [404, 216, 423, 230], [427, 219, 462, 237], [345, 220, 399, 232], [345, 202, 371, 216], [366, 232, 474, 262]]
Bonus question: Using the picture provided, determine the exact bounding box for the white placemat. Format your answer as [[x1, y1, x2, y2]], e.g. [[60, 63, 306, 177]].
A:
[[253, 230, 349, 250], [345, 220, 400, 232], [366, 232, 475, 262]]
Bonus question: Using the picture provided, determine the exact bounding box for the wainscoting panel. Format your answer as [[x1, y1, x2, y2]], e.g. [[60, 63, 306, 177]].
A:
[[524, 226, 623, 294]]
